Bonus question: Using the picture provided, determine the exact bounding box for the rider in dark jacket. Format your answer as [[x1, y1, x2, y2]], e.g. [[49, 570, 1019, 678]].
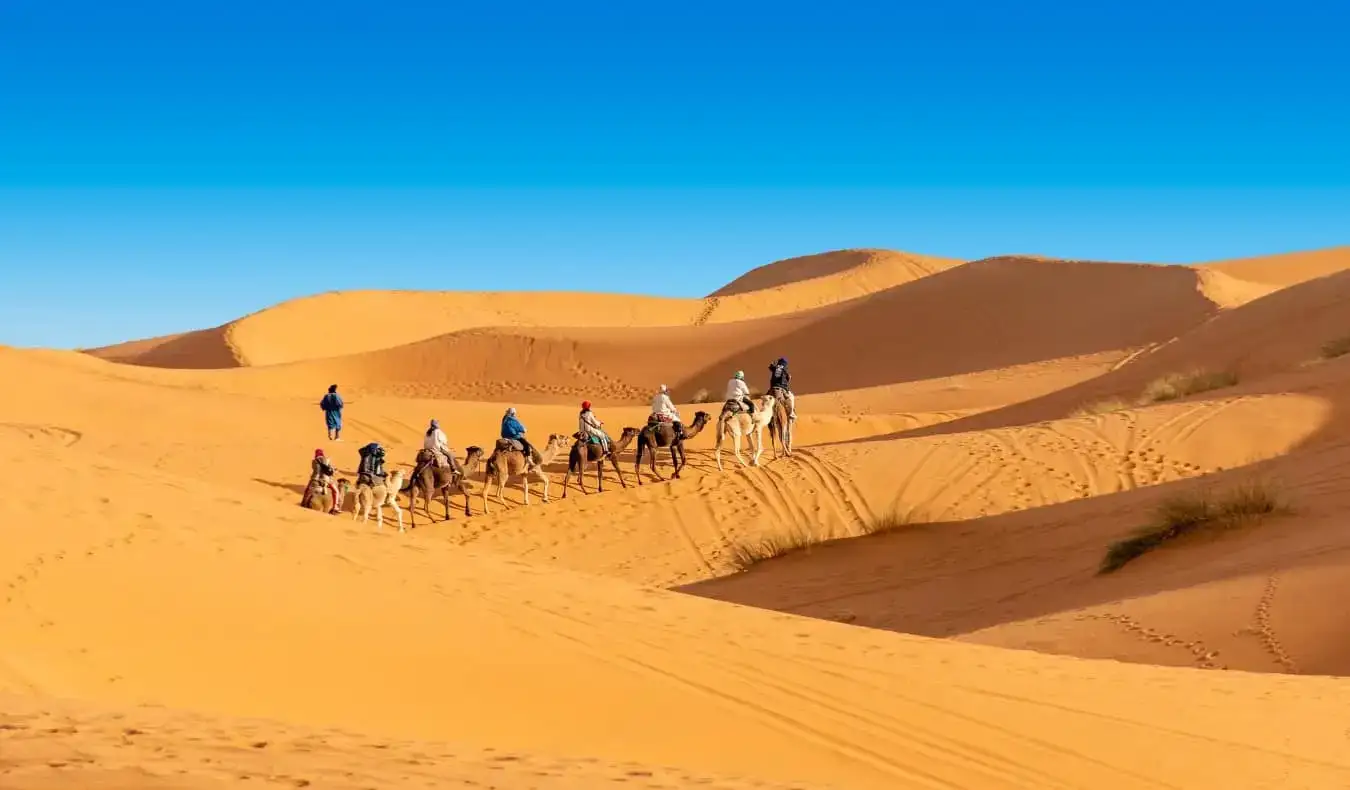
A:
[[767, 357, 796, 421], [357, 442, 387, 487]]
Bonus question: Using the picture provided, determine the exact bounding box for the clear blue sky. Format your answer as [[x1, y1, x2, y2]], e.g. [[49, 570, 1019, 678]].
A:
[[3, 1, 1347, 349]]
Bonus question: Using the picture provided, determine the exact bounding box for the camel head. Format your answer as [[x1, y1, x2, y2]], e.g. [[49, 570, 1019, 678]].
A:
[[462, 446, 484, 471], [690, 411, 710, 428], [618, 426, 639, 445], [545, 433, 571, 452], [386, 469, 405, 490], [336, 478, 351, 495]]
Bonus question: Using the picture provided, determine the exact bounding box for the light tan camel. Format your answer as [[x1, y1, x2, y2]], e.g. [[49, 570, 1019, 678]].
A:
[[481, 433, 569, 514], [404, 446, 485, 527], [353, 469, 407, 533], [766, 386, 794, 459], [715, 394, 777, 471], [635, 411, 711, 483], [561, 426, 638, 497], [302, 477, 349, 514]]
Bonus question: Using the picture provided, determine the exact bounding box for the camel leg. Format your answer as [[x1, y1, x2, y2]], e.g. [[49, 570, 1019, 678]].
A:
[[610, 453, 627, 488], [634, 441, 645, 486], [374, 494, 384, 531], [390, 498, 404, 534], [520, 471, 531, 506], [595, 455, 604, 493], [732, 430, 747, 468], [538, 467, 551, 503], [441, 484, 451, 522]]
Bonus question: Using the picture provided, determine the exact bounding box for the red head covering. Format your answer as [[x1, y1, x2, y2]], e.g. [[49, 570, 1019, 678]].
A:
[[315, 448, 325, 458], [581, 401, 591, 410]]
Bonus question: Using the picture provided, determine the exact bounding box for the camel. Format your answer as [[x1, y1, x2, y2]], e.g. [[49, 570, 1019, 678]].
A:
[[766, 386, 794, 459], [561, 426, 638, 497], [635, 411, 711, 483], [481, 433, 569, 514], [714, 394, 777, 471], [403, 446, 485, 528], [353, 469, 407, 533], [301, 477, 350, 514]]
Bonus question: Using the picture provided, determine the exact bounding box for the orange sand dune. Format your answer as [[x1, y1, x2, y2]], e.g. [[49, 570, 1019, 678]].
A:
[[16, 245, 1350, 788], [85, 256, 1219, 410], [6, 422, 1350, 788], [901, 264, 1350, 440], [1195, 245, 1350, 287], [84, 248, 964, 370]]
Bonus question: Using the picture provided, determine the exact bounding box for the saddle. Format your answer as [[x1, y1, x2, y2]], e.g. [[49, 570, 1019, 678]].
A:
[[647, 413, 673, 425], [496, 438, 525, 453], [721, 398, 747, 414]]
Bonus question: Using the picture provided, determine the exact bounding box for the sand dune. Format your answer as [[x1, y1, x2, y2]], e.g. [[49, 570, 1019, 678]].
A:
[[84, 248, 963, 370], [1196, 245, 1350, 287], [14, 244, 1350, 788]]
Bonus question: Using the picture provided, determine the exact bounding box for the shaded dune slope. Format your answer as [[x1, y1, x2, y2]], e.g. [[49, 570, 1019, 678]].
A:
[[900, 265, 1350, 439]]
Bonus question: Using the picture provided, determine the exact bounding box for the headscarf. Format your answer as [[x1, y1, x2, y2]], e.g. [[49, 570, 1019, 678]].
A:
[[581, 401, 592, 411], [506, 407, 517, 417], [659, 384, 668, 393], [734, 370, 744, 380], [314, 448, 325, 458], [327, 384, 338, 393]]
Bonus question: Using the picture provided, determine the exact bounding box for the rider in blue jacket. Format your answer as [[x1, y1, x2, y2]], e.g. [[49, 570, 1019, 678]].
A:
[[501, 407, 535, 459]]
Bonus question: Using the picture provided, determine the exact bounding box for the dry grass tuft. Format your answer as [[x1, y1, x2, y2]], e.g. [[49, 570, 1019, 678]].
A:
[[1100, 481, 1289, 574], [1072, 398, 1130, 417], [1320, 334, 1350, 360], [726, 524, 822, 570], [1142, 369, 1239, 403], [726, 509, 919, 571]]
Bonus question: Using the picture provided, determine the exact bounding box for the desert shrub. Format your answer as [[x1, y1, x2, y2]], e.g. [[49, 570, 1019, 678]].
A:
[[1099, 481, 1287, 574], [1320, 335, 1350, 360], [1142, 369, 1239, 403]]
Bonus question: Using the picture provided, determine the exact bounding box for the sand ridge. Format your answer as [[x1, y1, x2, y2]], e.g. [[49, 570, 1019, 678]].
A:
[[11, 244, 1350, 787]]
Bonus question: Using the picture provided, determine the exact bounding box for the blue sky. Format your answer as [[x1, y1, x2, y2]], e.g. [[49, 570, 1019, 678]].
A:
[[2, 1, 1347, 349]]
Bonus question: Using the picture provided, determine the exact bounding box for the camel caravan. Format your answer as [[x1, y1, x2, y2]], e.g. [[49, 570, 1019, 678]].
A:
[[298, 360, 799, 528]]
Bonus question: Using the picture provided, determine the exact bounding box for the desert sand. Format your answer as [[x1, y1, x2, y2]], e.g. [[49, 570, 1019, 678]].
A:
[[8, 246, 1350, 787]]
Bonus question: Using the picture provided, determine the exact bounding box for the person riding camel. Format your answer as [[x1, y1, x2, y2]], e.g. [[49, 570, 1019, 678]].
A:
[[650, 384, 684, 439], [724, 370, 755, 415], [501, 407, 535, 461], [578, 400, 611, 454], [768, 357, 796, 421], [356, 442, 387, 488], [303, 448, 341, 514], [423, 419, 461, 474]]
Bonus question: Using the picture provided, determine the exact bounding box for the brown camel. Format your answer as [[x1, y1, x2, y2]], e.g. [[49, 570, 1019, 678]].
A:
[[766, 386, 794, 459], [561, 426, 638, 497], [482, 433, 569, 514], [301, 477, 350, 514], [403, 446, 485, 528], [634, 411, 711, 484]]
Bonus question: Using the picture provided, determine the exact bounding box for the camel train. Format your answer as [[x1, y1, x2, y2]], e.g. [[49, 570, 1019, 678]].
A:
[[302, 383, 796, 527]]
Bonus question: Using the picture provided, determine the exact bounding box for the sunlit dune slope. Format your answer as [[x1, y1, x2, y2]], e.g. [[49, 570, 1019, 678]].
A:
[[1196, 245, 1350, 287], [83, 248, 964, 370], [7, 424, 1350, 787]]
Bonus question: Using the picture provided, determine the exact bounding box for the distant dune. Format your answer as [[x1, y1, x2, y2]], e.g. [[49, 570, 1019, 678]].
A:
[[14, 243, 1350, 788]]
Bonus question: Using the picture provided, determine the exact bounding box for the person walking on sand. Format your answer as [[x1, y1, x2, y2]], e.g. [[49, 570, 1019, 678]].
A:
[[320, 384, 344, 441]]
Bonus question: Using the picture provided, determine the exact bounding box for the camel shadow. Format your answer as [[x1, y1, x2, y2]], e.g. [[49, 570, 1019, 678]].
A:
[[254, 478, 307, 497]]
